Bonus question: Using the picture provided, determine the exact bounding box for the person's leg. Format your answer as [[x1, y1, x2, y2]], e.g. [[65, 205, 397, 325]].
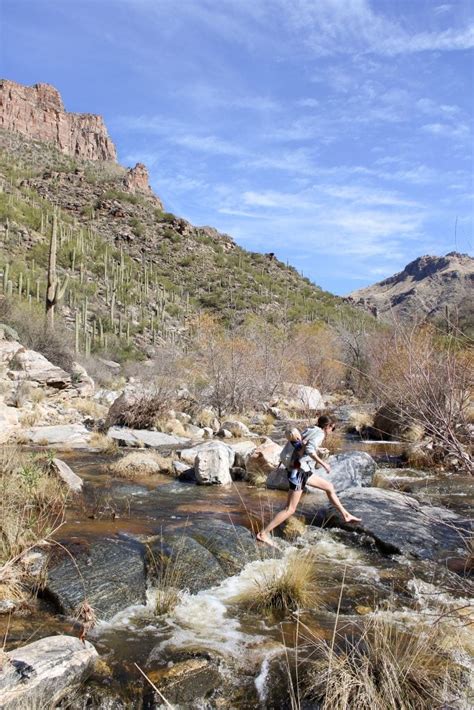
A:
[[306, 474, 361, 523], [257, 489, 303, 546]]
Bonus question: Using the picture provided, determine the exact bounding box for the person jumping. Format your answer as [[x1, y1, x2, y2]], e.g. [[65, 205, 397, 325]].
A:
[[256, 415, 361, 547]]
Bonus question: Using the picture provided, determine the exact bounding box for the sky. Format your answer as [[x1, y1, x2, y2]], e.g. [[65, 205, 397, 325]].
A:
[[1, 0, 473, 295]]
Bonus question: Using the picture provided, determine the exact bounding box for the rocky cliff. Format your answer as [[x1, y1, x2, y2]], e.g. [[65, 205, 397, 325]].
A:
[[348, 252, 473, 334], [0, 79, 117, 162]]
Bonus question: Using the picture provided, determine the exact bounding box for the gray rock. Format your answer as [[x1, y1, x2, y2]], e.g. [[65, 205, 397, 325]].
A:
[[217, 428, 233, 438], [189, 520, 281, 575], [267, 452, 375, 492], [229, 440, 257, 468], [24, 424, 92, 448], [0, 323, 20, 341], [0, 635, 97, 709], [195, 443, 233, 485], [315, 487, 472, 561], [283, 383, 325, 411], [45, 536, 147, 621], [9, 348, 71, 388], [147, 533, 226, 593], [107, 426, 188, 448], [52, 458, 83, 493], [179, 440, 235, 467], [221, 419, 253, 437], [145, 656, 221, 707], [185, 423, 205, 439]]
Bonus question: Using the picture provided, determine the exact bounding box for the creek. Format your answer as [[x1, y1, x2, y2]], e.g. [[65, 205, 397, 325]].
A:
[[2, 439, 473, 708]]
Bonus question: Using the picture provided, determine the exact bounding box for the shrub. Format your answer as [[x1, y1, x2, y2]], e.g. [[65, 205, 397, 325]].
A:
[[302, 614, 466, 710]]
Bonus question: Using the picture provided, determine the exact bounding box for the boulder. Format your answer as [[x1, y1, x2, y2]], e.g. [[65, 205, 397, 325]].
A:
[[283, 383, 325, 411], [179, 440, 235, 467], [93, 388, 120, 406], [267, 452, 375, 492], [315, 487, 472, 561], [230, 440, 257, 468], [185, 423, 205, 439], [189, 520, 281, 575], [8, 348, 71, 388], [221, 419, 253, 438], [23, 424, 92, 448], [195, 443, 233, 485], [0, 636, 98, 709], [52, 458, 83, 493], [0, 401, 19, 443], [45, 536, 147, 621], [147, 533, 226, 593], [107, 426, 188, 448], [373, 404, 423, 442], [218, 428, 233, 438], [71, 362, 94, 397], [247, 438, 282, 477]]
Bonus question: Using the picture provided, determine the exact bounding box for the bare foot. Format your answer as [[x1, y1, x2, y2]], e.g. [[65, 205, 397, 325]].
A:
[[256, 531, 278, 548], [343, 514, 361, 524]]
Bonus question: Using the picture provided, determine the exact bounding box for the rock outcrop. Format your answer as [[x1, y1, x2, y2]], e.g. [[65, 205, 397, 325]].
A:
[[123, 162, 153, 195], [0, 79, 117, 161], [0, 635, 98, 709]]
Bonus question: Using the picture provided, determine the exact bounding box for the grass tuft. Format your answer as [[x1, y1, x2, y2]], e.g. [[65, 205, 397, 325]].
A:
[[110, 451, 174, 479]]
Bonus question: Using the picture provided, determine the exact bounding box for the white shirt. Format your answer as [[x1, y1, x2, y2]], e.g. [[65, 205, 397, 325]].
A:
[[300, 426, 325, 472]]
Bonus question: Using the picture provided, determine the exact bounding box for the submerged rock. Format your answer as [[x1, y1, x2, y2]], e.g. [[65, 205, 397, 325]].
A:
[[315, 487, 472, 561], [44, 536, 147, 621], [0, 635, 97, 709], [267, 451, 375, 492], [144, 656, 221, 708]]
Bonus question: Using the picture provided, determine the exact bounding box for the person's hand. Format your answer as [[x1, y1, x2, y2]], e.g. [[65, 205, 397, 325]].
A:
[[324, 464, 331, 474]]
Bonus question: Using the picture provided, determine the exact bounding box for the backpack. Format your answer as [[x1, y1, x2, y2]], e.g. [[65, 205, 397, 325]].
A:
[[279, 436, 307, 470]]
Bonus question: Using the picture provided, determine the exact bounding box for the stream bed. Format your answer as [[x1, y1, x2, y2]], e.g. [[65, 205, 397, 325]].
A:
[[2, 441, 473, 709]]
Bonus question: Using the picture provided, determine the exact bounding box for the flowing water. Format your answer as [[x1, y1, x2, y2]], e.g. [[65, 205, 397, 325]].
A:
[[2, 441, 472, 708]]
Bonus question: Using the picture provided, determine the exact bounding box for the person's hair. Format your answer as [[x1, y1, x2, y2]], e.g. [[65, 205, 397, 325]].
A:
[[285, 427, 302, 442], [317, 414, 335, 430]]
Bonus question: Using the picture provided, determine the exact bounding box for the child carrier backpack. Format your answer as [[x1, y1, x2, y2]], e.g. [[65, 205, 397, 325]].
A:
[[279, 430, 307, 470]]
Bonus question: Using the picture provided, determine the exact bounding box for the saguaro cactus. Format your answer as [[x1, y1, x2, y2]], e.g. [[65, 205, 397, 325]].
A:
[[46, 212, 68, 327]]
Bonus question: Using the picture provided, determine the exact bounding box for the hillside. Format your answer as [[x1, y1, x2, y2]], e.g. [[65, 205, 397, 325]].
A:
[[0, 79, 367, 359], [348, 252, 474, 337]]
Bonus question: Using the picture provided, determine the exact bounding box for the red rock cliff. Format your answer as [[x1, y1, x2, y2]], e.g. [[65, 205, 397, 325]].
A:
[[0, 79, 117, 162]]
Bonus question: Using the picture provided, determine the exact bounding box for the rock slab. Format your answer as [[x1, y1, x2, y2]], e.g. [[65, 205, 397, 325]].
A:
[[315, 487, 472, 561], [52, 458, 83, 493], [107, 426, 188, 448], [0, 635, 97, 709], [24, 424, 92, 448]]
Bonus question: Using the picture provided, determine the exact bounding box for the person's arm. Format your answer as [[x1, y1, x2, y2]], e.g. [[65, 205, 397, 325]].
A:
[[309, 451, 331, 474]]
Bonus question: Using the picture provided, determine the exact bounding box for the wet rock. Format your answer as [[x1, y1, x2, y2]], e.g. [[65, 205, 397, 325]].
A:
[[147, 533, 226, 593], [52, 458, 83, 493], [267, 452, 375, 492], [195, 442, 233, 485], [107, 426, 188, 447], [247, 438, 282, 477], [189, 520, 280, 575], [315, 487, 472, 561], [23, 423, 92, 448], [44, 536, 147, 621], [145, 656, 221, 707], [0, 635, 97, 709]]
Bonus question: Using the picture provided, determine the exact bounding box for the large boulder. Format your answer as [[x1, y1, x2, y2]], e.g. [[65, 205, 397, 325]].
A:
[[0, 635, 97, 709], [0, 337, 22, 363], [179, 440, 235, 467], [247, 438, 282, 477], [283, 383, 325, 411], [373, 404, 423, 442], [194, 442, 233, 485], [71, 362, 94, 397], [44, 536, 147, 621], [23, 423, 92, 448], [314, 487, 472, 561], [8, 348, 71, 388], [107, 426, 188, 448], [266, 452, 375, 492], [230, 440, 258, 468], [104, 388, 137, 428], [147, 533, 226, 593]]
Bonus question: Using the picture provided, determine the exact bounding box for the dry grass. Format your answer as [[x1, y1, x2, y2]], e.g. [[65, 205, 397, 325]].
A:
[[148, 538, 185, 616], [236, 551, 319, 613], [245, 468, 268, 487], [0, 446, 68, 564], [404, 442, 435, 469], [283, 516, 307, 541], [19, 406, 41, 427], [159, 418, 187, 437], [89, 432, 118, 454], [347, 410, 373, 433], [110, 451, 174, 479], [324, 430, 344, 455], [74, 397, 107, 418], [302, 614, 466, 710]]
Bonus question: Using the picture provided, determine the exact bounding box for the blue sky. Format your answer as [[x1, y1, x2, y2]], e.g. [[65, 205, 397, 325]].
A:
[[1, 0, 473, 294]]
